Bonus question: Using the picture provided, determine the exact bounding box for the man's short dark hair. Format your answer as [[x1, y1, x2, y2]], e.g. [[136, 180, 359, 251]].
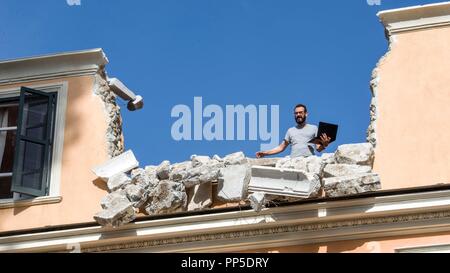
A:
[[294, 104, 307, 113]]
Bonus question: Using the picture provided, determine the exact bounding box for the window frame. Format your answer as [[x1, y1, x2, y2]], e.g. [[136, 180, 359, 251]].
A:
[[0, 82, 68, 203], [11, 87, 57, 197], [0, 96, 19, 199]]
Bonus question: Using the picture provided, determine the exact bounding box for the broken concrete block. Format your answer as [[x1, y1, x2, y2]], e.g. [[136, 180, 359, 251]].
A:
[[183, 160, 224, 188], [223, 151, 247, 165], [323, 173, 381, 197], [92, 150, 139, 181], [217, 164, 251, 201], [145, 180, 187, 215], [276, 156, 308, 172], [335, 143, 374, 166], [144, 165, 158, 177], [187, 182, 212, 211], [213, 154, 223, 162], [322, 164, 372, 178], [191, 155, 211, 167], [248, 157, 281, 167], [248, 192, 266, 212], [125, 184, 146, 202], [169, 161, 192, 182], [94, 199, 136, 227], [321, 153, 335, 164], [131, 168, 145, 179], [156, 160, 171, 180], [100, 190, 128, 210], [305, 156, 324, 175], [248, 166, 321, 198], [131, 169, 157, 190], [107, 173, 132, 192]]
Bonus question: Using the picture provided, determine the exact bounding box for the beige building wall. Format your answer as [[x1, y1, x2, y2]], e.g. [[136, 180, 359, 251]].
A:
[[0, 75, 109, 232], [371, 21, 450, 190]]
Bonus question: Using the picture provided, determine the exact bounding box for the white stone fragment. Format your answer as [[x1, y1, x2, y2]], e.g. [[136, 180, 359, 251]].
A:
[[248, 166, 321, 198], [92, 150, 139, 181], [217, 164, 251, 201]]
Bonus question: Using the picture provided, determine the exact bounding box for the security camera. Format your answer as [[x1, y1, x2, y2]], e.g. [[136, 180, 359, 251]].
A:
[[127, 95, 144, 111], [107, 77, 144, 111]]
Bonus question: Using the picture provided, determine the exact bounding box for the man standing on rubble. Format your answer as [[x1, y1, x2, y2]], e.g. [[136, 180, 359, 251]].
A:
[[256, 104, 331, 158]]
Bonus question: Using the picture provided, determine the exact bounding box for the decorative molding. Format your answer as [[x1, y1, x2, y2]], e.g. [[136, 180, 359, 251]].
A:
[[0, 196, 62, 209], [378, 2, 450, 35], [0, 48, 108, 85], [84, 210, 450, 253], [248, 166, 320, 198]]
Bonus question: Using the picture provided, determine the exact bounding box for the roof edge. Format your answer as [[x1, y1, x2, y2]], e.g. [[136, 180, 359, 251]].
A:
[[377, 1, 450, 35], [0, 48, 109, 85]]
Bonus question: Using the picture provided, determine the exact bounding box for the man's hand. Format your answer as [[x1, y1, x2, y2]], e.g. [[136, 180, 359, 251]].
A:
[[256, 151, 266, 158], [319, 133, 331, 148]]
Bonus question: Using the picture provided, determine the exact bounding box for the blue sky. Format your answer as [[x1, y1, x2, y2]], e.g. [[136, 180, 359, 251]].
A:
[[0, 0, 444, 166]]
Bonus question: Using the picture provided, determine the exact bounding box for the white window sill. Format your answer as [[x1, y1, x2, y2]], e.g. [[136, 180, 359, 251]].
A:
[[0, 196, 62, 209]]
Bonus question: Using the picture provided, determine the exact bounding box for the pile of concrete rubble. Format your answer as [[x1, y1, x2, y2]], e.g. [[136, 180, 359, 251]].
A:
[[92, 143, 380, 227]]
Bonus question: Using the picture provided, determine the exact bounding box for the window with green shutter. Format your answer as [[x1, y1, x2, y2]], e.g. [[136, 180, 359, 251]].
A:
[[0, 87, 57, 199]]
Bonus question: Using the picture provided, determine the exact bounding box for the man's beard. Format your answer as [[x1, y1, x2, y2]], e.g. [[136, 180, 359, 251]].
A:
[[296, 116, 306, 125]]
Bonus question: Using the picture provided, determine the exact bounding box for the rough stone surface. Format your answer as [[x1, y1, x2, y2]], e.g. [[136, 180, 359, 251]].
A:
[[276, 156, 308, 172], [187, 182, 212, 211], [183, 160, 224, 188], [223, 151, 247, 166], [323, 173, 381, 197], [217, 164, 251, 201], [107, 173, 132, 192], [335, 143, 374, 166], [156, 160, 171, 180], [125, 184, 146, 204], [93, 144, 382, 227], [323, 164, 372, 178], [249, 166, 321, 198], [321, 153, 335, 164], [248, 192, 266, 212], [366, 35, 396, 147], [305, 156, 324, 175], [145, 180, 187, 215], [169, 161, 192, 182], [248, 157, 281, 167], [94, 72, 124, 157], [131, 168, 145, 179], [100, 190, 128, 210], [131, 169, 158, 190], [191, 155, 211, 167], [94, 199, 136, 227], [144, 165, 158, 177], [275, 156, 325, 177]]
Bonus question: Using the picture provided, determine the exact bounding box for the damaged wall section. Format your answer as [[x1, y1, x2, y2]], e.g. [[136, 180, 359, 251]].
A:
[[92, 143, 380, 227], [94, 70, 125, 158]]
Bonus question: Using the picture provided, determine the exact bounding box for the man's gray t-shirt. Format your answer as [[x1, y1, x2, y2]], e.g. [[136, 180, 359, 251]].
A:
[[284, 124, 318, 157]]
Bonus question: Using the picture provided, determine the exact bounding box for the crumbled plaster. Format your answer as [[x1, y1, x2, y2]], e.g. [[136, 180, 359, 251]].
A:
[[94, 70, 125, 158], [93, 143, 381, 227], [367, 34, 397, 148]]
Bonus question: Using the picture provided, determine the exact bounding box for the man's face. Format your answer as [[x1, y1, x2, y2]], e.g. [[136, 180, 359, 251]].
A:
[[294, 106, 307, 125]]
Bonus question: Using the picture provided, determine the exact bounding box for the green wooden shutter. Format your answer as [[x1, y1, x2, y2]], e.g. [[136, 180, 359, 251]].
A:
[[11, 87, 56, 197]]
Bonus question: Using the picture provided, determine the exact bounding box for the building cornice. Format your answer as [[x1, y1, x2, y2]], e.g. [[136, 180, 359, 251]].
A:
[[0, 48, 108, 85], [1, 189, 450, 252], [378, 1, 450, 35]]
